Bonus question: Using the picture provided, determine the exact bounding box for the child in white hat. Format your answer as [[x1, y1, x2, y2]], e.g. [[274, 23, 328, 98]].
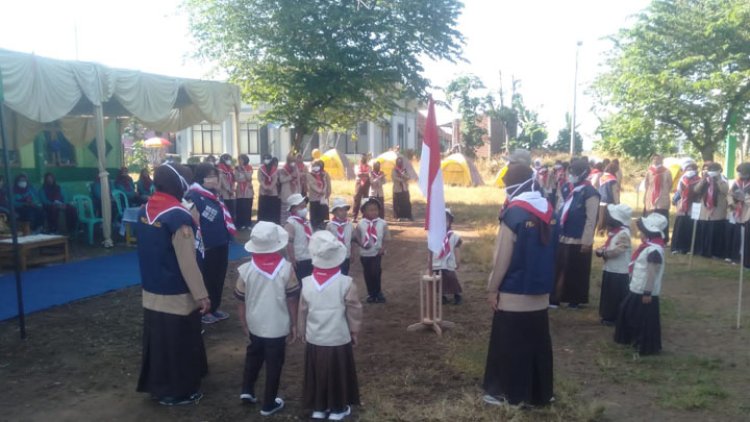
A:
[[284, 193, 314, 281], [595, 204, 632, 326], [235, 221, 300, 416], [432, 209, 463, 305], [299, 231, 362, 421], [614, 213, 667, 355], [327, 197, 355, 275]]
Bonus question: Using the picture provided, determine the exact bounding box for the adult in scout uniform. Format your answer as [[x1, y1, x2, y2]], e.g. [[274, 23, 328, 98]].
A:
[[551, 158, 600, 308], [614, 213, 668, 356], [258, 155, 281, 224], [433, 209, 463, 305], [483, 163, 557, 407], [235, 221, 300, 416], [643, 154, 673, 242], [217, 153, 237, 221], [136, 164, 210, 406], [185, 163, 237, 324], [391, 156, 413, 221], [234, 154, 254, 230], [726, 163, 750, 264], [368, 161, 386, 219], [296, 153, 308, 197], [327, 198, 355, 276], [670, 161, 701, 254], [307, 160, 330, 229], [299, 231, 363, 421], [596, 162, 620, 236], [285, 193, 314, 282], [279, 154, 301, 223], [693, 162, 728, 258], [595, 204, 632, 326], [352, 154, 370, 221]]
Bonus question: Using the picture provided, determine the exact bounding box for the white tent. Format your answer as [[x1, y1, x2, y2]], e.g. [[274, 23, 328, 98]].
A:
[[0, 48, 241, 246]]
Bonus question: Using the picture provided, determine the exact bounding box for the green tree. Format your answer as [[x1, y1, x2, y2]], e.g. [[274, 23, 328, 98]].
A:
[[444, 75, 487, 156], [594, 112, 677, 159], [484, 76, 547, 152], [548, 113, 582, 154], [593, 0, 750, 160], [186, 0, 465, 151]]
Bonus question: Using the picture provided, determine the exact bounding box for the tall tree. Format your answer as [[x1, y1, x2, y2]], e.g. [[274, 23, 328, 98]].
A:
[[444, 74, 487, 156], [593, 0, 750, 160], [186, 0, 465, 151], [547, 113, 582, 154]]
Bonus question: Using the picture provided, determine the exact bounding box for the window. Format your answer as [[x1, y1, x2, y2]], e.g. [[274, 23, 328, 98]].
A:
[[381, 122, 391, 153], [239, 122, 260, 155], [397, 123, 405, 151], [192, 123, 222, 155]]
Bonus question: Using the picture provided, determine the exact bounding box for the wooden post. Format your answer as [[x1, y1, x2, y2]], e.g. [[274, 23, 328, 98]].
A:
[[407, 250, 454, 335], [737, 225, 745, 329], [688, 218, 698, 269]]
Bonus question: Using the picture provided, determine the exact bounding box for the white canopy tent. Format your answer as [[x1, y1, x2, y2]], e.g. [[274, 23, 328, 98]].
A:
[[0, 48, 241, 246]]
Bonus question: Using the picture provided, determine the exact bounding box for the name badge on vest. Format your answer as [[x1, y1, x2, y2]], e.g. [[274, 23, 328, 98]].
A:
[[202, 205, 219, 222]]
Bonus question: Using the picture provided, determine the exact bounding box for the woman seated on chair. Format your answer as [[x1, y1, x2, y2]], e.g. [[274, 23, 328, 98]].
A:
[[13, 174, 44, 233], [39, 172, 78, 234], [115, 167, 145, 206], [137, 168, 155, 200]]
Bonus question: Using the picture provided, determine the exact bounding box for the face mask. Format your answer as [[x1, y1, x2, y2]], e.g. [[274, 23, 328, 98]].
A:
[[653, 163, 663, 168], [568, 174, 579, 184], [312, 166, 321, 172], [296, 208, 308, 218], [708, 171, 719, 178], [224, 159, 232, 165], [685, 170, 697, 178], [263, 159, 271, 165], [203, 176, 219, 188], [504, 178, 533, 201], [17, 181, 27, 189]]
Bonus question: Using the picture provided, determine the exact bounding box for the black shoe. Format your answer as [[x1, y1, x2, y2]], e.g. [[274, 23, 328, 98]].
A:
[[366, 296, 376, 303], [600, 319, 615, 327], [568, 303, 580, 309], [158, 392, 203, 406], [454, 295, 462, 305], [260, 397, 285, 416], [376, 294, 386, 303], [442, 296, 449, 305]]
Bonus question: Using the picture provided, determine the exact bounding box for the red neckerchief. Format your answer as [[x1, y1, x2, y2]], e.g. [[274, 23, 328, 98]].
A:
[[283, 163, 299, 189], [438, 230, 454, 259], [629, 237, 665, 275], [361, 218, 379, 248], [237, 164, 253, 193], [705, 177, 717, 210], [604, 226, 627, 249], [395, 164, 408, 189], [561, 181, 592, 225], [312, 266, 341, 286], [733, 179, 750, 219], [649, 166, 667, 206], [217, 163, 235, 186], [296, 162, 306, 173], [507, 192, 553, 224], [370, 170, 383, 182], [587, 169, 602, 182], [145, 191, 192, 224], [251, 253, 284, 278], [330, 218, 349, 243], [291, 215, 312, 239], [678, 174, 700, 213], [188, 183, 237, 236], [311, 170, 325, 190], [600, 172, 617, 185], [260, 165, 277, 187]]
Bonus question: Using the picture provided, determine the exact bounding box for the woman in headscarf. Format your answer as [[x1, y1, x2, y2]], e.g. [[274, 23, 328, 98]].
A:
[[368, 161, 386, 220], [643, 154, 673, 243], [391, 156, 413, 221], [726, 163, 750, 264], [257, 155, 281, 224], [12, 174, 44, 232], [279, 153, 301, 223], [670, 161, 701, 254], [596, 162, 620, 236], [551, 158, 600, 308], [693, 162, 728, 258], [483, 162, 557, 407], [114, 167, 144, 206], [352, 154, 371, 222], [217, 153, 237, 221], [307, 160, 330, 229], [234, 154, 255, 230], [39, 173, 77, 234], [136, 163, 210, 406], [136, 168, 155, 199]]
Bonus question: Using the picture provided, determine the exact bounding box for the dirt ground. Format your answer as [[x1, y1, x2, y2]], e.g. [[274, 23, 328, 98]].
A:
[[2, 202, 750, 421]]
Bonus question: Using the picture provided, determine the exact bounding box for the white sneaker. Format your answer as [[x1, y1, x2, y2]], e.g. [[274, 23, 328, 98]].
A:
[[260, 398, 284, 416], [311, 410, 328, 419], [240, 393, 257, 404], [483, 394, 507, 406], [328, 406, 351, 420]]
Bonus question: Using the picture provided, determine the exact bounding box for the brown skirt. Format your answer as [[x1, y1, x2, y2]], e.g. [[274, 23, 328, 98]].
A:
[[439, 269, 462, 295], [303, 342, 360, 412]]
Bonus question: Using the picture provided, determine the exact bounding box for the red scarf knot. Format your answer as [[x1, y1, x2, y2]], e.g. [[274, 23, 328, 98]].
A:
[[291, 215, 312, 239], [330, 218, 349, 244], [438, 230, 454, 259], [252, 253, 284, 278], [361, 218, 379, 248], [312, 266, 341, 286], [188, 183, 237, 236], [648, 166, 668, 206]]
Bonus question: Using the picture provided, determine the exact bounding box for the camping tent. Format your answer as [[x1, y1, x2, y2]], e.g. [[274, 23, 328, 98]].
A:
[[320, 148, 354, 180], [370, 150, 418, 183], [0, 48, 241, 246], [441, 153, 484, 187], [494, 166, 508, 188]]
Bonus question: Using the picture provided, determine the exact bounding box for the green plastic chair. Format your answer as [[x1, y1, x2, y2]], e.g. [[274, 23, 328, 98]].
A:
[[73, 195, 103, 245], [111, 190, 130, 223]]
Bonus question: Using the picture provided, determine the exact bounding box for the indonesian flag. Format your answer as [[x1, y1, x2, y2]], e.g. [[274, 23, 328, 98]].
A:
[[418, 97, 447, 253]]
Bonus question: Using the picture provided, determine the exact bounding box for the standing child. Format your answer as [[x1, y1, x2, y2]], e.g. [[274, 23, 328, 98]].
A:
[[358, 197, 387, 303], [595, 204, 632, 326], [614, 213, 668, 356], [299, 231, 362, 420], [368, 162, 386, 219], [235, 222, 299, 416], [285, 193, 314, 282], [327, 197, 355, 275], [433, 209, 463, 305]]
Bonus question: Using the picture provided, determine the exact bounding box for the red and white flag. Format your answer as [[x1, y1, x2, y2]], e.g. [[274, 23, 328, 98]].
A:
[[419, 97, 446, 253]]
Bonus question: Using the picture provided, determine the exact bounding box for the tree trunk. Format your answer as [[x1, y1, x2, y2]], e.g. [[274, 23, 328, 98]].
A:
[[701, 143, 714, 162], [293, 130, 304, 154]]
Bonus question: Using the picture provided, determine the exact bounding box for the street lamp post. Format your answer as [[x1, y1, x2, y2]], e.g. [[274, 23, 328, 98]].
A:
[[570, 41, 582, 158]]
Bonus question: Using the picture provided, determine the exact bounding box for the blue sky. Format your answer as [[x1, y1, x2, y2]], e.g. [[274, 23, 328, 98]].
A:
[[1, 0, 651, 147]]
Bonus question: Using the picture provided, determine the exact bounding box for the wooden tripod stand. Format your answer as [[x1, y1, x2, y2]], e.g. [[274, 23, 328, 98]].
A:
[[407, 271, 455, 336]]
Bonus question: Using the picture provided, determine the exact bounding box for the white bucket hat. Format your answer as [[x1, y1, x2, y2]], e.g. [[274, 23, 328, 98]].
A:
[[244, 221, 289, 253], [330, 197, 350, 212], [445, 208, 454, 218], [640, 213, 668, 236], [287, 193, 307, 210], [606, 204, 632, 226], [309, 230, 347, 269]]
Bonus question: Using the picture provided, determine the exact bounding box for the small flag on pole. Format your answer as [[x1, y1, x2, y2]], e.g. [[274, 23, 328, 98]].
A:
[[418, 97, 446, 253]]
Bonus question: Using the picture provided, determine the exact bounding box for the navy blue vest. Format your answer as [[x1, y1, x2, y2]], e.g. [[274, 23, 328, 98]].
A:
[[185, 190, 231, 249], [136, 207, 195, 295], [599, 180, 616, 204], [560, 184, 599, 239], [498, 206, 558, 295]]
